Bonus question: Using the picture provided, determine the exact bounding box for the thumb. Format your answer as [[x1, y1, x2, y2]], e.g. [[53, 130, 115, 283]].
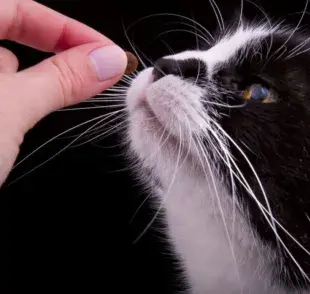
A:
[[14, 42, 127, 131]]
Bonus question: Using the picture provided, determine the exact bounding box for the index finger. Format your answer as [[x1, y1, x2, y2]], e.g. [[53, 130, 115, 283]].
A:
[[0, 0, 113, 53]]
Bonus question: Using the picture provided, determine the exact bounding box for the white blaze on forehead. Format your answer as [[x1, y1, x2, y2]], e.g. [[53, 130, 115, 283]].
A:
[[164, 26, 271, 73]]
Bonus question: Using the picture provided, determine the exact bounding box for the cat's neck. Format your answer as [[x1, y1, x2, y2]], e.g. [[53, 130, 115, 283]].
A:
[[151, 161, 281, 294]]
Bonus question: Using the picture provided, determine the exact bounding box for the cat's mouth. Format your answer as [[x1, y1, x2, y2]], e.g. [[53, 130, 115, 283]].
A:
[[126, 69, 167, 129], [126, 66, 209, 158], [140, 99, 164, 128]]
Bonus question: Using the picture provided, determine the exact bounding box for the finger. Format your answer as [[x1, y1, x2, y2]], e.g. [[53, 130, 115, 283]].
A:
[[0, 0, 112, 53], [11, 42, 127, 131], [0, 47, 19, 73]]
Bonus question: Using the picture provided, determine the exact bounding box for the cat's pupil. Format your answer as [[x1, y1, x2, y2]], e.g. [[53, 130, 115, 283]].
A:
[[250, 85, 269, 100], [241, 84, 273, 103]]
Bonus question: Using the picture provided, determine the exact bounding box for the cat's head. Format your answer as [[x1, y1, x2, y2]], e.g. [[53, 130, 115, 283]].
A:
[[125, 19, 310, 290]]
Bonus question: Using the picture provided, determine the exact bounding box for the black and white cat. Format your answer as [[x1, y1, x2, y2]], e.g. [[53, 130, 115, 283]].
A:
[[125, 10, 310, 294]]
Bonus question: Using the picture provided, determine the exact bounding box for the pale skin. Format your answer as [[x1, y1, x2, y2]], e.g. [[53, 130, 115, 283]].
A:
[[0, 0, 128, 186]]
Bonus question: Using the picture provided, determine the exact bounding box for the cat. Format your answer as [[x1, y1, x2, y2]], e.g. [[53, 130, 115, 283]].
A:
[[125, 10, 310, 294]]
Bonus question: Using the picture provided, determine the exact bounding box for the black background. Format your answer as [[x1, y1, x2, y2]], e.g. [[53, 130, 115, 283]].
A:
[[1, 0, 308, 293]]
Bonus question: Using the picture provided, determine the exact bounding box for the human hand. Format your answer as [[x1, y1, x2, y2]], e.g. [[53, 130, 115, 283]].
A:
[[0, 0, 128, 186]]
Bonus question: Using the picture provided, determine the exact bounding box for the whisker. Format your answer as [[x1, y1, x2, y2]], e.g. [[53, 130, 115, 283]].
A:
[[305, 213, 310, 223], [57, 104, 126, 111], [208, 119, 310, 281], [110, 83, 131, 88], [131, 44, 157, 69], [11, 110, 125, 173], [94, 93, 127, 97], [238, 0, 244, 27], [193, 19, 203, 87], [245, 0, 274, 59], [71, 119, 127, 148], [203, 100, 247, 108], [285, 45, 310, 60], [155, 29, 211, 47], [122, 19, 148, 69], [160, 40, 176, 56], [284, 36, 310, 59], [85, 99, 125, 103], [165, 21, 212, 44], [193, 133, 242, 289], [202, 123, 309, 281], [133, 120, 184, 244], [7, 113, 122, 186], [129, 121, 172, 224], [126, 13, 214, 41], [103, 88, 128, 93], [121, 74, 135, 81], [211, 119, 277, 230], [264, 0, 308, 65], [209, 0, 225, 33], [73, 112, 126, 138]]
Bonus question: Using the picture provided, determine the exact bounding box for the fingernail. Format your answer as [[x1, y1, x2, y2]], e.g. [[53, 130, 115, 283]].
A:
[[89, 45, 127, 81]]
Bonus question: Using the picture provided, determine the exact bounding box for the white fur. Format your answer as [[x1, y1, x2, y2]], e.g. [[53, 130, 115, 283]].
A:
[[125, 26, 299, 293], [164, 25, 272, 75]]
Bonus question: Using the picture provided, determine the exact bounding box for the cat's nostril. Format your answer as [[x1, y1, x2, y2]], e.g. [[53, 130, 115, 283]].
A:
[[152, 57, 207, 82], [152, 58, 181, 82]]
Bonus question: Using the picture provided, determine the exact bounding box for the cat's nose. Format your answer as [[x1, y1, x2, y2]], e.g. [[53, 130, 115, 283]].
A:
[[152, 58, 181, 81], [152, 58, 206, 82]]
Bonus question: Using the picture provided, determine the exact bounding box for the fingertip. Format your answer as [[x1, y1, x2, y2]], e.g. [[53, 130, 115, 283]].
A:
[[89, 45, 127, 82], [14, 42, 128, 124]]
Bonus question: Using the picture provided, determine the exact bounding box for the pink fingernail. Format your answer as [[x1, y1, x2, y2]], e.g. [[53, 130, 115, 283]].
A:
[[89, 45, 127, 81]]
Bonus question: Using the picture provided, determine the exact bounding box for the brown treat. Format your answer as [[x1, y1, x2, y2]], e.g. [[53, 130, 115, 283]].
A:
[[125, 51, 138, 75]]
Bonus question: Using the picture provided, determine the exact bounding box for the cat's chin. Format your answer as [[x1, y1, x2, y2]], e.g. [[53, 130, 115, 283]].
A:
[[126, 68, 154, 113], [126, 68, 166, 138], [126, 100, 180, 167], [126, 69, 189, 167], [126, 66, 206, 145]]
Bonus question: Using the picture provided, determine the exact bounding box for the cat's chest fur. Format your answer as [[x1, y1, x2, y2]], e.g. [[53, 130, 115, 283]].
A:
[[152, 163, 283, 294]]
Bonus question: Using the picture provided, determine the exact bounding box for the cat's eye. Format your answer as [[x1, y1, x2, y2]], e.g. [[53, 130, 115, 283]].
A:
[[241, 84, 276, 103]]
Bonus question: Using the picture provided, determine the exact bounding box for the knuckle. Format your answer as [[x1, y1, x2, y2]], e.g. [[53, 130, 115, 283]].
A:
[[49, 57, 84, 107], [5, 0, 24, 41]]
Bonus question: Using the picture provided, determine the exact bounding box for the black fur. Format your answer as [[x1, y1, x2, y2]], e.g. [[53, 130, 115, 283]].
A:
[[3, 1, 310, 293], [138, 22, 310, 290], [211, 31, 310, 289], [153, 58, 207, 84]]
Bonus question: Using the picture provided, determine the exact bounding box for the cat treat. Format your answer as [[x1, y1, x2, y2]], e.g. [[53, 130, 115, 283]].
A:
[[125, 51, 138, 75]]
